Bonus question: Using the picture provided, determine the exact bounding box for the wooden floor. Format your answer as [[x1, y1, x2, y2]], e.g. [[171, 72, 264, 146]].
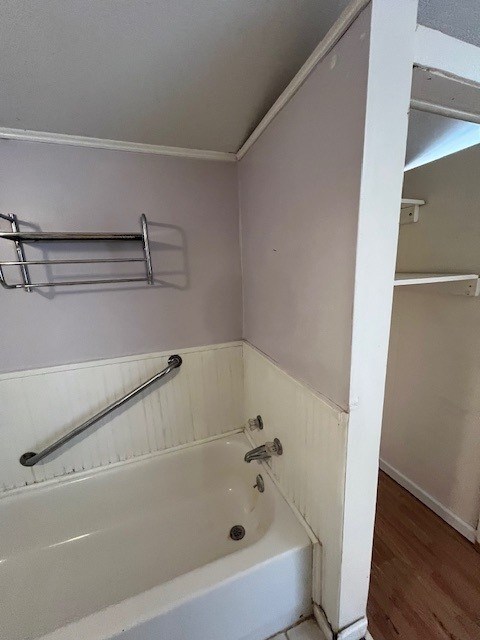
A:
[[367, 471, 480, 640]]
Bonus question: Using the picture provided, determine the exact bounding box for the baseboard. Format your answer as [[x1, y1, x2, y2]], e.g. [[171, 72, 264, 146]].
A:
[[336, 619, 368, 640], [379, 459, 476, 542], [313, 605, 368, 640]]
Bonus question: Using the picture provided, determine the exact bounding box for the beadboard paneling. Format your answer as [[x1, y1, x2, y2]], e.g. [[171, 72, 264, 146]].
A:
[[0, 342, 243, 492], [243, 342, 347, 625]]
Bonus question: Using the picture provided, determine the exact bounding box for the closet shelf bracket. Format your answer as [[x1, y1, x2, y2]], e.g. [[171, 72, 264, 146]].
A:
[[400, 198, 425, 225]]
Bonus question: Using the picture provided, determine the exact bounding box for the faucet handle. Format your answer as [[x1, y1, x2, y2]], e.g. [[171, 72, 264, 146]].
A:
[[248, 415, 264, 430], [266, 438, 283, 456]]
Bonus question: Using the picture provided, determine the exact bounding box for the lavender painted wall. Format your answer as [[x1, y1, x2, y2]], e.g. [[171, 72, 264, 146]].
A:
[[0, 141, 241, 372], [238, 11, 370, 409]]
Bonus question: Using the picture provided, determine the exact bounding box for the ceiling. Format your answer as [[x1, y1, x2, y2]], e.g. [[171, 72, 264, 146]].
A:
[[0, 0, 351, 153], [417, 0, 480, 48], [406, 66, 480, 171], [0, 1, 478, 154], [405, 110, 480, 171]]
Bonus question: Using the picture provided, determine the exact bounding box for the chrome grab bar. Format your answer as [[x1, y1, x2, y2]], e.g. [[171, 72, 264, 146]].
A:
[[19, 354, 182, 467]]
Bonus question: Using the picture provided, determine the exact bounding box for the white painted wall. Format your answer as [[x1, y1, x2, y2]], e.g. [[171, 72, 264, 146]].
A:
[[0, 342, 243, 492], [381, 143, 480, 538]]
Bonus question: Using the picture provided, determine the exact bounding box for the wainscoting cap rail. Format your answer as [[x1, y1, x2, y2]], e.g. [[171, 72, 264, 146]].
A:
[[19, 354, 182, 467]]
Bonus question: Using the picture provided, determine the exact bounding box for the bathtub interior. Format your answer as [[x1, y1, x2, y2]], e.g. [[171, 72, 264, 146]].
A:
[[0, 434, 312, 640]]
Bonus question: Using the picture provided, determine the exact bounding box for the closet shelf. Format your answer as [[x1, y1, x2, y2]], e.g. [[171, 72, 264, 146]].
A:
[[394, 273, 480, 296]]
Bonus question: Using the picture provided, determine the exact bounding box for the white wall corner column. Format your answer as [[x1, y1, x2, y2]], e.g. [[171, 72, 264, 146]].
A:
[[337, 0, 418, 632]]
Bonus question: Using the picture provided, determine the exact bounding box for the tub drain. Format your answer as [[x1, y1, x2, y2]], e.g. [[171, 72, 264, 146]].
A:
[[229, 525, 245, 541]]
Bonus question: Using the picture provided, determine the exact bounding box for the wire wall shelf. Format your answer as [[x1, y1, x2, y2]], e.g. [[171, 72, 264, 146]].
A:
[[0, 213, 154, 291]]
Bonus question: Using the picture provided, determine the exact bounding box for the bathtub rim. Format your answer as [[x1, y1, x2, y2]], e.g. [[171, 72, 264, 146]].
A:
[[0, 428, 244, 502]]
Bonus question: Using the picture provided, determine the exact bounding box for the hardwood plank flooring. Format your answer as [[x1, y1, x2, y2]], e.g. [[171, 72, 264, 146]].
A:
[[367, 471, 480, 640]]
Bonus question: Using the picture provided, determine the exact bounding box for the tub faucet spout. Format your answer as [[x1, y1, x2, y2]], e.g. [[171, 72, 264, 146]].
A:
[[244, 438, 283, 463]]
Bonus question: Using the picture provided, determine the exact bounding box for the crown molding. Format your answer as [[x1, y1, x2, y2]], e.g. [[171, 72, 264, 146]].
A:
[[236, 0, 371, 160], [0, 127, 237, 162], [0, 0, 373, 164]]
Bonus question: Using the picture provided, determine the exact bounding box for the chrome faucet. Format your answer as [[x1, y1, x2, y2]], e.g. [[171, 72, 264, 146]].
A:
[[244, 438, 283, 463]]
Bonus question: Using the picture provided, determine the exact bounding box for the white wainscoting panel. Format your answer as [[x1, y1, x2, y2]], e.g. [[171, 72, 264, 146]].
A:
[[0, 342, 243, 492], [243, 342, 348, 626]]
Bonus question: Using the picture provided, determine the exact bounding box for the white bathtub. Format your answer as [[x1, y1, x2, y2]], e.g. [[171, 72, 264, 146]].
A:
[[0, 433, 312, 640]]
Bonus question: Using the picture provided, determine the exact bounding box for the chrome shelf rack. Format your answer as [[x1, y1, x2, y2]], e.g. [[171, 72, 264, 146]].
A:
[[0, 213, 153, 290]]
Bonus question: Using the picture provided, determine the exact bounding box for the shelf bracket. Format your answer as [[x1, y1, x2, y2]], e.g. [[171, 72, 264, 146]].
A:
[[400, 198, 425, 225], [0, 213, 32, 292]]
